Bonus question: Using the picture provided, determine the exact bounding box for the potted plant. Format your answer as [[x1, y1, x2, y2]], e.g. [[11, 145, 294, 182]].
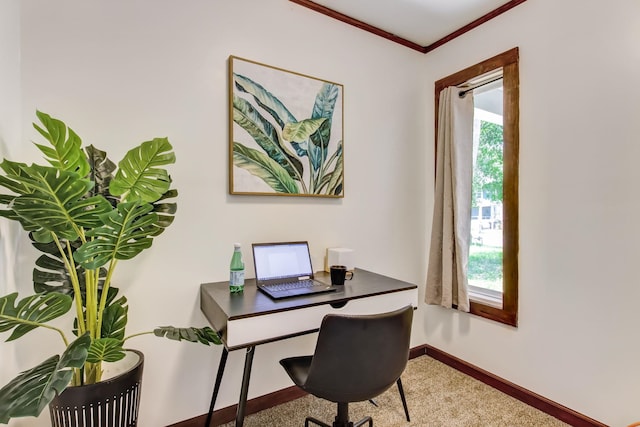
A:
[[0, 111, 220, 424]]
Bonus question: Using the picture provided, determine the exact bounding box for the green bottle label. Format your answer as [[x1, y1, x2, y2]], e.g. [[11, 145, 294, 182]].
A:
[[230, 270, 244, 293]]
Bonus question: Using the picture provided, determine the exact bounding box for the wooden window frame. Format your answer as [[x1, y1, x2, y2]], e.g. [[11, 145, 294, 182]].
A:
[[434, 47, 519, 327]]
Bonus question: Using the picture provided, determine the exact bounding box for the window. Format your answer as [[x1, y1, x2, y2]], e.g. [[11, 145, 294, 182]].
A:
[[434, 48, 519, 326]]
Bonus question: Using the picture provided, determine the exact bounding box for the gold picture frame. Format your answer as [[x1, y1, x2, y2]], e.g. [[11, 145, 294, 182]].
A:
[[229, 56, 344, 197]]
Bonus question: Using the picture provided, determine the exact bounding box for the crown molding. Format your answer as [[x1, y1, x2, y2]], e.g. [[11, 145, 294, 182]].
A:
[[289, 0, 528, 54]]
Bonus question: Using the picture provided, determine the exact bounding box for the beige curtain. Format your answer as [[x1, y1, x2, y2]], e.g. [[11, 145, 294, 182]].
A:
[[426, 86, 474, 312]]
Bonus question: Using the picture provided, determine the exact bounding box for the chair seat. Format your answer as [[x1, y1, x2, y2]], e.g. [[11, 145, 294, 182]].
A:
[[279, 356, 312, 388], [279, 305, 414, 427]]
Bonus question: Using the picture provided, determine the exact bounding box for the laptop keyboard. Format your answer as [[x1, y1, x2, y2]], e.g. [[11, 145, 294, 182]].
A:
[[265, 280, 316, 292]]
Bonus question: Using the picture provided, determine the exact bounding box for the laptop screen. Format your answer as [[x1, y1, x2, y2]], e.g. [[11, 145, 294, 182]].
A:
[[252, 242, 313, 282]]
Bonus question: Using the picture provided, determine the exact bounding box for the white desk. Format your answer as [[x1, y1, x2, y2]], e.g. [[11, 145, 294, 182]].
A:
[[200, 268, 418, 426]]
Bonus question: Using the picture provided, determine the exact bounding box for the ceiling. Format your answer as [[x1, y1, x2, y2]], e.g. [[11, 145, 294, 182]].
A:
[[289, 0, 527, 53]]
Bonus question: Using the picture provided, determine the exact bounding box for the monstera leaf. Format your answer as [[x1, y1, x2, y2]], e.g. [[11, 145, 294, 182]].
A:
[[33, 110, 90, 177], [100, 295, 127, 341], [109, 137, 175, 203], [8, 164, 113, 243], [0, 160, 32, 196], [87, 338, 125, 363], [69, 288, 122, 340], [154, 326, 221, 345], [0, 334, 91, 423], [31, 236, 106, 296], [0, 161, 42, 230], [0, 195, 28, 227], [85, 144, 118, 206], [33, 251, 77, 295], [74, 201, 158, 270], [0, 293, 73, 341], [148, 189, 178, 237]]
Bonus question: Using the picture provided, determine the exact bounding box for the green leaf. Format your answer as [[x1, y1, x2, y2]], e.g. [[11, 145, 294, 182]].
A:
[[153, 326, 221, 345], [314, 142, 343, 195], [31, 235, 103, 295], [309, 83, 340, 171], [33, 252, 77, 295], [72, 287, 120, 337], [31, 228, 52, 244], [9, 164, 113, 242], [148, 189, 178, 237], [325, 157, 344, 196], [233, 95, 303, 179], [0, 160, 41, 231], [0, 159, 32, 196], [316, 151, 344, 196], [0, 197, 30, 228], [74, 201, 157, 269], [109, 137, 175, 204], [0, 293, 72, 341], [87, 337, 125, 363], [233, 73, 296, 129], [33, 111, 89, 177], [233, 143, 299, 193], [282, 118, 327, 143], [100, 296, 128, 340], [33, 110, 90, 177], [0, 333, 90, 423], [85, 144, 118, 205], [30, 234, 114, 312]]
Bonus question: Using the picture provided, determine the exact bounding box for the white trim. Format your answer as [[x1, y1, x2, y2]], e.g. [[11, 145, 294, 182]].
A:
[[468, 285, 502, 309]]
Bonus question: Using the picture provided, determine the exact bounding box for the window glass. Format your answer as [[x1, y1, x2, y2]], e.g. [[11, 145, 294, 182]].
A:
[[469, 82, 504, 307]]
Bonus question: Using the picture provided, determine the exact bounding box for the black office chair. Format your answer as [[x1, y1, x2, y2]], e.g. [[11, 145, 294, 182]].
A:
[[279, 305, 414, 427]]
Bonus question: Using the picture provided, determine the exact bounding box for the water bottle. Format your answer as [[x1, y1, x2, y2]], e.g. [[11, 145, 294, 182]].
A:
[[229, 243, 245, 293]]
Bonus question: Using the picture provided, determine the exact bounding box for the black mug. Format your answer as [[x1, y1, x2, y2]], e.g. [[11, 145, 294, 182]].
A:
[[330, 265, 354, 286]]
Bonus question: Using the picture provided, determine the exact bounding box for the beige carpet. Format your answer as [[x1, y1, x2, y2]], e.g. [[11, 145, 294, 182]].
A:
[[220, 356, 569, 427]]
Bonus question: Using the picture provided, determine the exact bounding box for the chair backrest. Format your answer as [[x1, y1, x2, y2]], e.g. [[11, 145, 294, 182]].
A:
[[304, 305, 414, 403]]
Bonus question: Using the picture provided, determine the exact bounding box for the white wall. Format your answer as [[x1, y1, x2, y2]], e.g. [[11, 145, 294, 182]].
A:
[[422, 0, 640, 426], [0, 0, 22, 387], [6, 1, 427, 426], [5, 0, 638, 426]]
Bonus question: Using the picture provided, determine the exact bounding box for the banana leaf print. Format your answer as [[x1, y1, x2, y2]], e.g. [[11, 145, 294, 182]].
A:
[[229, 56, 344, 197]]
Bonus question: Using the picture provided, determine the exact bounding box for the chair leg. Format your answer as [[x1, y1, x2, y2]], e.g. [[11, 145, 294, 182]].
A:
[[305, 416, 331, 427], [397, 378, 410, 422], [368, 379, 409, 422], [354, 416, 373, 427], [305, 402, 353, 427]]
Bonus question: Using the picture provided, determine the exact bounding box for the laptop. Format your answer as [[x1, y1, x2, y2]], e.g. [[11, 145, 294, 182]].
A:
[[252, 241, 338, 299]]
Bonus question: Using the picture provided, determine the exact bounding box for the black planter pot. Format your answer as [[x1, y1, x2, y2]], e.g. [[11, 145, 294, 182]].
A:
[[49, 350, 144, 427]]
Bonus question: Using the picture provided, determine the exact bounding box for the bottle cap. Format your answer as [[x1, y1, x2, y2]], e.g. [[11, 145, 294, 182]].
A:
[[234, 243, 241, 249]]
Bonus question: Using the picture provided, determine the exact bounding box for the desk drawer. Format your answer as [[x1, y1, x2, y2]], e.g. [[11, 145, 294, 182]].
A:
[[225, 288, 418, 348]]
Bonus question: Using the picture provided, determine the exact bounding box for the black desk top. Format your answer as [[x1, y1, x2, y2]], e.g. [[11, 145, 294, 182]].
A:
[[200, 268, 417, 335]]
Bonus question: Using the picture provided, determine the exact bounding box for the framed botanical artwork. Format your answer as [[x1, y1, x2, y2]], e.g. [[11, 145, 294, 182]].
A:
[[229, 55, 344, 197]]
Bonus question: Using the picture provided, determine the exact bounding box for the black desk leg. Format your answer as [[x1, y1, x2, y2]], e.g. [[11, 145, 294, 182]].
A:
[[205, 347, 229, 427], [235, 346, 255, 427]]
